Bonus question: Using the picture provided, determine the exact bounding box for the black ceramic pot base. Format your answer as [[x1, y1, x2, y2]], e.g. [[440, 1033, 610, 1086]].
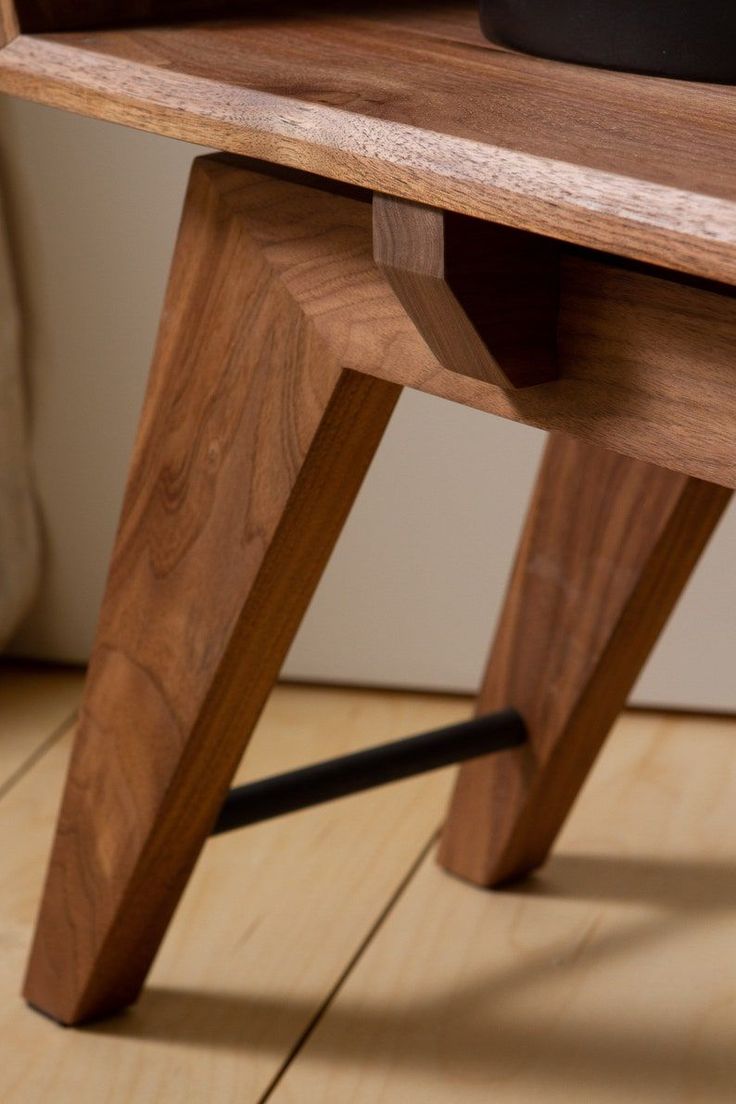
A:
[[480, 0, 736, 84]]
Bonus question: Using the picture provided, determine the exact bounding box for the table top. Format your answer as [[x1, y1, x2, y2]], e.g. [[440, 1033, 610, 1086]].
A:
[[1, 1, 736, 282]]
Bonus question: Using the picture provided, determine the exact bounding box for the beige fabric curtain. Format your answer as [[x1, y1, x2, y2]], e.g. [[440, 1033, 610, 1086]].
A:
[[0, 189, 38, 648]]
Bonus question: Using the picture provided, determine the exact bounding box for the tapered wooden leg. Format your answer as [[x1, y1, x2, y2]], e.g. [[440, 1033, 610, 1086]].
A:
[[23, 157, 401, 1025], [439, 433, 731, 887]]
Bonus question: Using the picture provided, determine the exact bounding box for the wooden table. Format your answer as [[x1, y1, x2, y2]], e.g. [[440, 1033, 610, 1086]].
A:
[[0, 0, 732, 1029]]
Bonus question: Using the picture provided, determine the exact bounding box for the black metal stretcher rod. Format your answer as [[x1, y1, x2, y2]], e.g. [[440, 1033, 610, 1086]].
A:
[[211, 709, 526, 835]]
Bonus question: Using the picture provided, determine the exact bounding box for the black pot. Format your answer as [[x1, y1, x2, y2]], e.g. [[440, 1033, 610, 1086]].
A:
[[479, 0, 736, 82]]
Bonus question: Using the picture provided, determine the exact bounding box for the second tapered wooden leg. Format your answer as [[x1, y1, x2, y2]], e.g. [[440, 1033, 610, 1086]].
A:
[[439, 433, 731, 888], [23, 157, 401, 1026]]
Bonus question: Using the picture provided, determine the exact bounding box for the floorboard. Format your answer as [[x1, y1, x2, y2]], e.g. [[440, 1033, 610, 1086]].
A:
[[1, 664, 734, 1102], [0, 661, 82, 790], [270, 711, 736, 1104]]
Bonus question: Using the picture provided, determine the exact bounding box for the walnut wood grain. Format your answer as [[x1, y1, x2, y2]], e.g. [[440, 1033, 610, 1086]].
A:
[[1, 4, 736, 282], [373, 193, 558, 389], [174, 167, 736, 488], [371, 254, 736, 488], [23, 156, 401, 1025], [438, 434, 732, 887]]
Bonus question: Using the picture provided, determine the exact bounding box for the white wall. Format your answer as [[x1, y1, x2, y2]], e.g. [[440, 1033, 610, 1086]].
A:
[[3, 99, 735, 709]]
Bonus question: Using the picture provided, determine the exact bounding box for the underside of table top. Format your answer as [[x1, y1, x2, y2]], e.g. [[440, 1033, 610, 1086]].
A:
[[1, 1, 736, 283]]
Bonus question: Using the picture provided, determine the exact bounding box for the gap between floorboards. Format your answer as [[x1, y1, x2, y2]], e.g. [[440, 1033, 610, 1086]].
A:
[[256, 828, 443, 1104]]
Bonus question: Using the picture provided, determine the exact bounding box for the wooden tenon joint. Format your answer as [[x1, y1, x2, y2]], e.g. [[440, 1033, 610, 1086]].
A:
[[213, 709, 526, 835], [373, 193, 560, 389]]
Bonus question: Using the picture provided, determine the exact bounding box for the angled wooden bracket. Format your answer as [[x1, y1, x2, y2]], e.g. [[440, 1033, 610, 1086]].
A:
[[373, 193, 560, 389]]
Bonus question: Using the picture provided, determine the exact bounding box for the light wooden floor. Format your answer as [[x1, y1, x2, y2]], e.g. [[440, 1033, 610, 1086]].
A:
[[0, 661, 734, 1103]]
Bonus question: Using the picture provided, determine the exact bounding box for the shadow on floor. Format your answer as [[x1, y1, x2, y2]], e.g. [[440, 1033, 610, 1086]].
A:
[[85, 851, 736, 1093]]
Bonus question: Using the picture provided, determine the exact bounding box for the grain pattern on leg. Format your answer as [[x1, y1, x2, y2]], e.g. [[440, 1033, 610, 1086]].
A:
[[373, 193, 559, 389], [23, 156, 401, 1026], [438, 434, 732, 887]]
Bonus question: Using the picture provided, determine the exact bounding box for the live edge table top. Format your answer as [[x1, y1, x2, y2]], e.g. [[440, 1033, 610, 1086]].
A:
[[1, 1, 736, 284]]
